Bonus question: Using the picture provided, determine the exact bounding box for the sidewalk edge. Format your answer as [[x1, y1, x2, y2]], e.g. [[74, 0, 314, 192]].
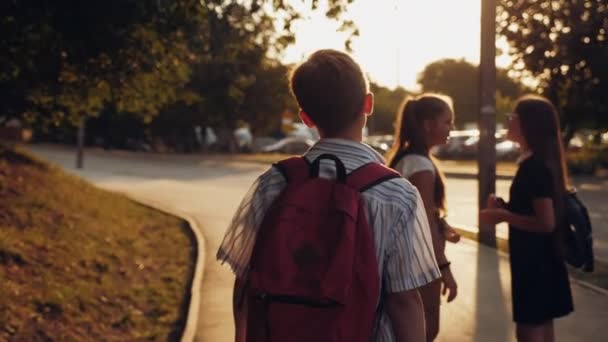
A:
[[125, 195, 206, 342], [452, 225, 608, 296], [443, 171, 514, 180]]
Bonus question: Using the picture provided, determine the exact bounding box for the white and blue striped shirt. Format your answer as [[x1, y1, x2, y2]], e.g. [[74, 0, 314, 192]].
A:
[[217, 138, 440, 341]]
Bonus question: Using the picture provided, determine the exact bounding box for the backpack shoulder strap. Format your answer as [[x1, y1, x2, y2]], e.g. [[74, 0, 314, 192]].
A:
[[273, 156, 310, 183], [567, 192, 593, 233], [347, 163, 401, 192]]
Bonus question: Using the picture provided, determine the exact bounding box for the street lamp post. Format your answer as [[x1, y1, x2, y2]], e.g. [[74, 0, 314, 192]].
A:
[[478, 0, 497, 247]]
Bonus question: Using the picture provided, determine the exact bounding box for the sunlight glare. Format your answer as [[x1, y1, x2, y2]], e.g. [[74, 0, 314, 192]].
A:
[[282, 0, 513, 90]]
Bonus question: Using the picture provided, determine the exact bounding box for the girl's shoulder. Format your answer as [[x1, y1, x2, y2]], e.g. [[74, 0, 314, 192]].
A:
[[517, 156, 552, 182], [520, 156, 550, 173], [395, 154, 436, 178]]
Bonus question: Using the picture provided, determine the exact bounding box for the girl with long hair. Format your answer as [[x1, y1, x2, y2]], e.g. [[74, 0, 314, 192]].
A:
[[386, 93, 460, 342], [481, 95, 574, 342]]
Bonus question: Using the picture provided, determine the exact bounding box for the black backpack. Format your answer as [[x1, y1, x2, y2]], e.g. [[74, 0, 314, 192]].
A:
[[563, 190, 595, 272]]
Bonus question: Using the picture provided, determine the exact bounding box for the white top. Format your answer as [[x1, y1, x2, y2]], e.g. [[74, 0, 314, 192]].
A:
[[394, 154, 436, 179]]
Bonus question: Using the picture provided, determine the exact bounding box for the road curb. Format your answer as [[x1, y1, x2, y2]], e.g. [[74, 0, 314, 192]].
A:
[[124, 195, 206, 342], [571, 278, 608, 296], [443, 171, 514, 180], [452, 225, 608, 296]]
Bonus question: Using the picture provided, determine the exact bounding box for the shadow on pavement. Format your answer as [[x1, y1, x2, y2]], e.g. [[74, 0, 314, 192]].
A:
[[474, 243, 511, 342]]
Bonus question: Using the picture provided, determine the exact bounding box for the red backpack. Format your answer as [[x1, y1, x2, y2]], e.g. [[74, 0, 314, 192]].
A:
[[246, 154, 400, 342]]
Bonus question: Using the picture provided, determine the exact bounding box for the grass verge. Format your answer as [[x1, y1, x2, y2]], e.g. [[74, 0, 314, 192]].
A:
[[0, 145, 195, 340]]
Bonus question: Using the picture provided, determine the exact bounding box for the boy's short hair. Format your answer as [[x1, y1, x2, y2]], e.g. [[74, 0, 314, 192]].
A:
[[289, 49, 369, 135]]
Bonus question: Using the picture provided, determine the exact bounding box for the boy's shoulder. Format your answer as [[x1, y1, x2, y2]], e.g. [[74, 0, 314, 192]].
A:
[[362, 172, 420, 211], [255, 165, 287, 189], [258, 156, 419, 210]]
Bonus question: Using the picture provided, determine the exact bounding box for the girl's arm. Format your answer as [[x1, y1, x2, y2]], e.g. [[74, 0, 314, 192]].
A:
[[409, 170, 447, 264], [233, 277, 248, 342], [410, 170, 458, 302], [480, 197, 556, 233]]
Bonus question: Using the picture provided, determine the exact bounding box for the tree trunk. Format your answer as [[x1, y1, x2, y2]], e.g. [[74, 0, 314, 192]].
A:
[[76, 115, 86, 169]]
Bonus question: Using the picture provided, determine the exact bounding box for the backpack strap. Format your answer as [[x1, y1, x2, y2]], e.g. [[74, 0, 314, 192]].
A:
[[273, 156, 310, 183], [309, 153, 347, 183], [347, 163, 401, 192]]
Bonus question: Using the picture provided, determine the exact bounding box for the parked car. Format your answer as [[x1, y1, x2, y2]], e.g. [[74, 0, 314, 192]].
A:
[[495, 138, 520, 160], [433, 130, 479, 159], [433, 129, 520, 160], [364, 135, 393, 154], [252, 136, 279, 153], [234, 126, 253, 152], [288, 123, 320, 140], [260, 136, 315, 154]]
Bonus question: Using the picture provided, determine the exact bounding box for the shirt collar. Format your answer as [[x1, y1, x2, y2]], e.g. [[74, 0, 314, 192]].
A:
[[306, 138, 386, 164]]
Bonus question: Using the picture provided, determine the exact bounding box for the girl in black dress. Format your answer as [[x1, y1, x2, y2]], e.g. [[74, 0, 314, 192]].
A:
[[480, 95, 573, 342]]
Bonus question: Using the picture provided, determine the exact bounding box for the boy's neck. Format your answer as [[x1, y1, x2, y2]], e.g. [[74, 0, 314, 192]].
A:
[[321, 131, 363, 142], [319, 122, 364, 142]]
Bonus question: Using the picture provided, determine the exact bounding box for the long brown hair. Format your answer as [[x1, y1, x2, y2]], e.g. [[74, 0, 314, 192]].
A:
[[515, 95, 570, 243], [386, 94, 453, 216]]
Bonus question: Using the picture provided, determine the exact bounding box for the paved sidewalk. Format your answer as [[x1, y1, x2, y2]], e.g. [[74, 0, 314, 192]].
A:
[[29, 145, 608, 341]]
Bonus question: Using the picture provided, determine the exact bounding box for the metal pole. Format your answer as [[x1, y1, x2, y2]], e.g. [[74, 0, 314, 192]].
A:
[[478, 0, 497, 247], [76, 115, 86, 169]]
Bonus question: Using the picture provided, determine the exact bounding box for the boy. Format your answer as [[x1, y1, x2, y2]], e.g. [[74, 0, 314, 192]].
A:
[[217, 49, 440, 342]]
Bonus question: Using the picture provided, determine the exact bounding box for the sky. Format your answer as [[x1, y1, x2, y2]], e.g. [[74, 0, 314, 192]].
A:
[[280, 0, 511, 91]]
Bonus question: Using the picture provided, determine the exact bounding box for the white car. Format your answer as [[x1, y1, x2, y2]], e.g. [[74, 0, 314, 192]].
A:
[[261, 136, 316, 154]]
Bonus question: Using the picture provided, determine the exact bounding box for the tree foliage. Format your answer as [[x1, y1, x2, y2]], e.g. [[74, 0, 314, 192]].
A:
[[418, 58, 525, 127], [497, 0, 608, 138], [1, 0, 356, 147], [368, 83, 410, 134], [1, 0, 202, 127]]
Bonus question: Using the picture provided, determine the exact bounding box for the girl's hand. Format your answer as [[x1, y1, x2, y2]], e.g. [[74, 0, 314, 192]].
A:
[[480, 208, 509, 225], [441, 267, 458, 303], [486, 194, 499, 209], [487, 194, 507, 209], [443, 224, 461, 243]]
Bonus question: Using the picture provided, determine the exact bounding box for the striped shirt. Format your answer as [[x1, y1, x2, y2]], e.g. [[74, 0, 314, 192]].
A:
[[217, 138, 440, 341]]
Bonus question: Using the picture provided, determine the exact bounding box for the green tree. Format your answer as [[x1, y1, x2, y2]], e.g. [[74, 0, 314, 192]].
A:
[[417, 58, 525, 127], [1, 0, 357, 129], [497, 0, 608, 142], [1, 0, 202, 129], [368, 83, 410, 134], [241, 61, 297, 135], [151, 0, 355, 149]]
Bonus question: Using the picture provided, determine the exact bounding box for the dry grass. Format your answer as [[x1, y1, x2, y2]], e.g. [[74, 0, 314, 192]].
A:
[[0, 145, 194, 341]]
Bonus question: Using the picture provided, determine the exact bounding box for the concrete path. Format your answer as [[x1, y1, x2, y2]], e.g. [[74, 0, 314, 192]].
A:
[[29, 145, 608, 341]]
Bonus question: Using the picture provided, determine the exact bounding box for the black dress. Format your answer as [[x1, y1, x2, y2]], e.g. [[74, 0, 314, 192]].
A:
[[508, 157, 574, 325]]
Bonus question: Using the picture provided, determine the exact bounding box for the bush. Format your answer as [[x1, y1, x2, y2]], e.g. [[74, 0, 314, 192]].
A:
[[596, 147, 608, 168], [567, 146, 608, 175]]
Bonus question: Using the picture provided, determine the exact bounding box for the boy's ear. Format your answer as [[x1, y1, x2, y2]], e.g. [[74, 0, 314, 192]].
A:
[[299, 110, 316, 128], [364, 93, 374, 117]]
